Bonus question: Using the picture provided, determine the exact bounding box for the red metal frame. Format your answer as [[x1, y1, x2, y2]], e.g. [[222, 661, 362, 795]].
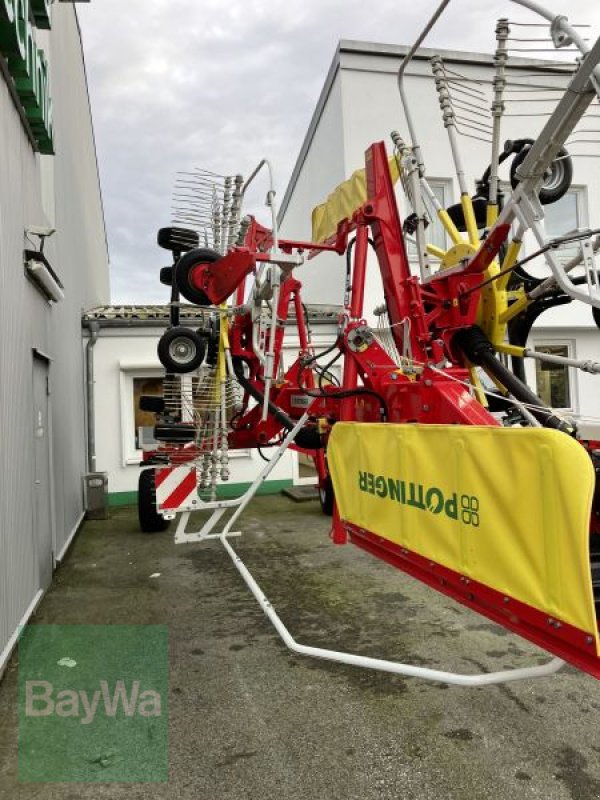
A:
[[148, 139, 600, 678]]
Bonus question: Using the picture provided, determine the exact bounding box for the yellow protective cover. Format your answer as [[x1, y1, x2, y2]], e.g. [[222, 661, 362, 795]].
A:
[[328, 423, 598, 646], [311, 157, 400, 244]]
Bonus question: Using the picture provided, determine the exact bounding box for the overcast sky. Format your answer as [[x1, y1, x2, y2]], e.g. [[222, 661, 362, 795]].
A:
[[76, 0, 600, 305]]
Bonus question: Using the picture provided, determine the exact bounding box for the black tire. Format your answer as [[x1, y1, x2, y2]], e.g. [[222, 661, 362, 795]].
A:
[[175, 248, 221, 306], [138, 469, 170, 533], [510, 145, 572, 205], [157, 326, 206, 373], [593, 306, 600, 330], [319, 474, 334, 516], [157, 226, 199, 253]]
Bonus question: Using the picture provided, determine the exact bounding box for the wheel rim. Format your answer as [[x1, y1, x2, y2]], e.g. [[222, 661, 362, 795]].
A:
[[169, 336, 197, 366], [543, 159, 566, 192]]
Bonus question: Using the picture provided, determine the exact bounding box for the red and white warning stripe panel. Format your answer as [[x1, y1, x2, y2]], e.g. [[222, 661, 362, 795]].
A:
[[155, 466, 198, 512]]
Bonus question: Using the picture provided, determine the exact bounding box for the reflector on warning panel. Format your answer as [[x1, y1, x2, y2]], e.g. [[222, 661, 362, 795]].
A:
[[155, 466, 198, 512]]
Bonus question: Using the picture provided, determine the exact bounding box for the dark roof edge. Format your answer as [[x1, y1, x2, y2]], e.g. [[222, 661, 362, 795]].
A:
[[338, 38, 574, 71]]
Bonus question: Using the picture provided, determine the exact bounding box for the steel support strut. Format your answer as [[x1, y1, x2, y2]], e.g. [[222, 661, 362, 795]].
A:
[[174, 413, 310, 543]]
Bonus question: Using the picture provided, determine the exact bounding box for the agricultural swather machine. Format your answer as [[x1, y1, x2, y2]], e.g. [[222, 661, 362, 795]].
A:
[[139, 0, 600, 686]]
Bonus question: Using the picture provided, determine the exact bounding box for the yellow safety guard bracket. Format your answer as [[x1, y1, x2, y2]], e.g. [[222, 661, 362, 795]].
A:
[[486, 203, 498, 228], [461, 194, 480, 248], [498, 239, 523, 292], [468, 366, 488, 406], [495, 343, 526, 358], [426, 244, 446, 260], [437, 209, 463, 246], [498, 293, 529, 325], [212, 304, 229, 403]]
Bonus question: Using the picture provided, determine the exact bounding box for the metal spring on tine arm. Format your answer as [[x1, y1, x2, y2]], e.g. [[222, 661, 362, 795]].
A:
[[212, 186, 222, 255], [220, 390, 229, 481], [391, 129, 431, 279], [489, 19, 509, 212], [430, 56, 471, 196], [220, 176, 232, 254], [236, 215, 251, 247], [228, 175, 244, 251], [434, 60, 493, 145], [391, 130, 413, 209]]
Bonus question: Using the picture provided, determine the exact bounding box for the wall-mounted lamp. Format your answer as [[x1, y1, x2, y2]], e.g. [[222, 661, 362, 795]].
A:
[[25, 255, 64, 303], [24, 226, 63, 303]]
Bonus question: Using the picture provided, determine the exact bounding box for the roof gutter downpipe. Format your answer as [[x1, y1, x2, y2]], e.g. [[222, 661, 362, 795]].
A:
[[86, 321, 100, 472]]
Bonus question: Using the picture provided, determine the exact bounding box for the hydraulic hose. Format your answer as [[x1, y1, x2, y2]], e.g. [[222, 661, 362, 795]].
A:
[[231, 357, 323, 449], [453, 326, 576, 435]]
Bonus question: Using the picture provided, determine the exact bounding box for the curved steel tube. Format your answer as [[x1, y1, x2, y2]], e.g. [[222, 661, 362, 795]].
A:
[[397, 0, 452, 173], [219, 527, 565, 687]]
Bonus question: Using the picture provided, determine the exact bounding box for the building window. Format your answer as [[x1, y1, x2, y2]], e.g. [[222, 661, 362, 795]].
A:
[[425, 180, 452, 251], [119, 367, 165, 465], [534, 344, 572, 409], [120, 365, 251, 466], [405, 179, 452, 259], [133, 376, 164, 449], [542, 187, 587, 260]]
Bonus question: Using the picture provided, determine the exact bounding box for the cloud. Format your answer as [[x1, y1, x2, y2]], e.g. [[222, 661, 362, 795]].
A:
[[76, 0, 600, 303]]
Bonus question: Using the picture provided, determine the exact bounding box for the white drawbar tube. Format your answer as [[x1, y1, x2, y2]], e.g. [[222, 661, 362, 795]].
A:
[[219, 530, 565, 687]]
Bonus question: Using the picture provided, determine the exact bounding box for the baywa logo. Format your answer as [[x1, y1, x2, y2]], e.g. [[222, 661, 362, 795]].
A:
[[358, 471, 480, 527], [18, 625, 168, 783], [25, 679, 162, 725]]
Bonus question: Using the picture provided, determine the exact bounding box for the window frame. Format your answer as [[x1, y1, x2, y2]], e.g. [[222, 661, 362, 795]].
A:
[[119, 364, 164, 467], [542, 185, 588, 262], [119, 363, 251, 467], [530, 339, 578, 413], [403, 177, 454, 262]]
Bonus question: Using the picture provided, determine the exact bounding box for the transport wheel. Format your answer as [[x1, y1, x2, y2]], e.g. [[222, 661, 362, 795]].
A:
[[157, 326, 205, 373], [319, 474, 334, 516], [510, 145, 572, 205], [175, 248, 221, 306], [138, 470, 170, 533], [593, 306, 600, 330]]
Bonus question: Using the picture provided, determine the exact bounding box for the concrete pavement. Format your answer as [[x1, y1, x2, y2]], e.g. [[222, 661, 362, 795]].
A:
[[1, 496, 600, 799]]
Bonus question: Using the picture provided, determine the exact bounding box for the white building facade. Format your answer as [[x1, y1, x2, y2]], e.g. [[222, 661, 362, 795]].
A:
[[0, 4, 109, 673], [279, 40, 600, 423]]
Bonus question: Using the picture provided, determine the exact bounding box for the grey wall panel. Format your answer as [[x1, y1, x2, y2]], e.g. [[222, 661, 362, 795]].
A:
[[0, 5, 109, 665], [0, 76, 42, 657]]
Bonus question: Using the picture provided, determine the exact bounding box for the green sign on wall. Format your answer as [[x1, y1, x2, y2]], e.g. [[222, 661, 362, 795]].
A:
[[0, 0, 54, 155]]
